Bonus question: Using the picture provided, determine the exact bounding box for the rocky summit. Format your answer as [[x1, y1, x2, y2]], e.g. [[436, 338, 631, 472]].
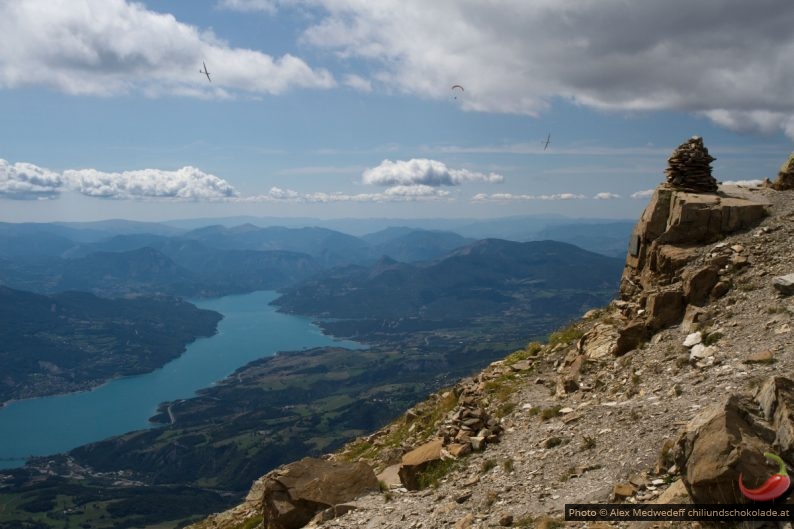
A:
[[190, 176, 794, 529]]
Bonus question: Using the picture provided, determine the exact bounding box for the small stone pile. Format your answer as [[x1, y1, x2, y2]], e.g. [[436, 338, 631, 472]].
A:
[[437, 399, 503, 454], [664, 136, 718, 192]]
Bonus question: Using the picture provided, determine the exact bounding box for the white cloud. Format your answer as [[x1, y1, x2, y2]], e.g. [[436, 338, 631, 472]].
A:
[[383, 185, 449, 198], [63, 166, 238, 200], [0, 0, 333, 97], [343, 74, 373, 92], [265, 186, 300, 199], [240, 184, 451, 203], [300, 0, 794, 138], [721, 179, 764, 187], [217, 0, 277, 14], [472, 192, 587, 202], [0, 159, 62, 200], [593, 192, 621, 200], [631, 189, 655, 199], [362, 159, 503, 187]]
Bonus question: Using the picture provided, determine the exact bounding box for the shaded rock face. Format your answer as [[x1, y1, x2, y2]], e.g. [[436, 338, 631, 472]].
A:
[[665, 136, 717, 192], [756, 377, 794, 461], [261, 458, 378, 529], [674, 377, 794, 504]]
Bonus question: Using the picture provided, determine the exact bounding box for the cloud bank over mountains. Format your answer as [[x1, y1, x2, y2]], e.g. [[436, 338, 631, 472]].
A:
[[0, 160, 239, 201], [0, 157, 505, 203]]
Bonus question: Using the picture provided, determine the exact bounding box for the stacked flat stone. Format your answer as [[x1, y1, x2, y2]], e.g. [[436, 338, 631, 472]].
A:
[[664, 136, 718, 192]]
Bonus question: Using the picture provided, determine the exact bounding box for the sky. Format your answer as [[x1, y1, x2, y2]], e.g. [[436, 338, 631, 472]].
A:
[[1, 0, 793, 223]]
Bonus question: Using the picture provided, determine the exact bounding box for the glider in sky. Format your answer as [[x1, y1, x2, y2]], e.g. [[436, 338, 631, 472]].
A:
[[542, 133, 551, 151], [200, 61, 211, 82]]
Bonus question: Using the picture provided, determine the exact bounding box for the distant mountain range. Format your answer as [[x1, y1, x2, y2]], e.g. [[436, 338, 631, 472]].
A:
[[0, 216, 631, 293], [160, 215, 634, 256], [275, 238, 623, 325], [0, 223, 509, 297]]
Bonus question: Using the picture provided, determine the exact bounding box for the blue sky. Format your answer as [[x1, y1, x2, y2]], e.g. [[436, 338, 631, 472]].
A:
[[1, 0, 792, 222]]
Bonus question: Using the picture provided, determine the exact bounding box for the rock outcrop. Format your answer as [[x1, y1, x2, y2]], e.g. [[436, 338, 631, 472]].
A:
[[617, 183, 768, 335], [574, 181, 770, 363]]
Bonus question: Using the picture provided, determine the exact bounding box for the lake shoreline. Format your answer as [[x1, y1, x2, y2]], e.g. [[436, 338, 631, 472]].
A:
[[0, 290, 363, 468]]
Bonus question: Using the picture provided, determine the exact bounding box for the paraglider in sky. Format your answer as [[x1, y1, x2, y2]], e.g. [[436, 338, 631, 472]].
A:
[[451, 84, 464, 99]]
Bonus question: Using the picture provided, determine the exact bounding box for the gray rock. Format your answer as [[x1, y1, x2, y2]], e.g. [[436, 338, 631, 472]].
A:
[[683, 332, 702, 348], [773, 274, 794, 296]]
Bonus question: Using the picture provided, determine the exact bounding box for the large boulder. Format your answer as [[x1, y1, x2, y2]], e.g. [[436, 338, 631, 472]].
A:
[[674, 395, 776, 503], [261, 458, 379, 529], [646, 289, 684, 330], [578, 323, 620, 359], [398, 438, 444, 491]]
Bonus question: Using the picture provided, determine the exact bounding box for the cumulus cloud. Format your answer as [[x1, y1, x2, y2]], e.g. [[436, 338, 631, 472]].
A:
[[63, 166, 238, 200], [300, 0, 794, 138], [0, 0, 333, 97], [0, 159, 63, 200], [472, 192, 587, 202], [362, 159, 503, 187], [631, 189, 655, 199], [593, 192, 621, 200], [0, 156, 460, 204]]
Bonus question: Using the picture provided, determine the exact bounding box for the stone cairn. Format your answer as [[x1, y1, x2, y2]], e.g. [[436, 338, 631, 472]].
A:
[[437, 395, 503, 455], [664, 136, 718, 192]]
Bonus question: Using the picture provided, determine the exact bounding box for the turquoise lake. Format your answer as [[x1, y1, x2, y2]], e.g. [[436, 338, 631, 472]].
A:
[[0, 290, 362, 468]]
